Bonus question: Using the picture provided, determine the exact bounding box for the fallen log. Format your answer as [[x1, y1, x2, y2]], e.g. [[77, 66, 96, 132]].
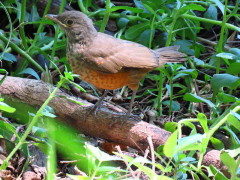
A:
[[0, 75, 170, 150], [0, 75, 229, 176]]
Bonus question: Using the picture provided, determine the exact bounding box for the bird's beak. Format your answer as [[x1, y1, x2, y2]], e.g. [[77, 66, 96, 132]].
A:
[[45, 14, 67, 27], [45, 14, 58, 21]]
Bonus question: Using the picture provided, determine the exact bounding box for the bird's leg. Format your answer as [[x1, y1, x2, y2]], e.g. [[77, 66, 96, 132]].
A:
[[84, 90, 108, 121], [91, 89, 109, 115], [120, 90, 137, 125], [127, 90, 137, 118], [110, 89, 141, 126]]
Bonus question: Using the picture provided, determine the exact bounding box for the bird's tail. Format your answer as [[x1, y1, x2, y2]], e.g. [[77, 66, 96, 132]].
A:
[[154, 46, 187, 66]]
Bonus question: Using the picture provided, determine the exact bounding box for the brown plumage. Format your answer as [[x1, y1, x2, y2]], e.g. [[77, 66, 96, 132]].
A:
[[46, 11, 186, 121]]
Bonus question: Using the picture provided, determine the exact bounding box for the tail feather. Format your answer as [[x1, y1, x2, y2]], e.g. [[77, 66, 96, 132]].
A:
[[154, 46, 186, 66]]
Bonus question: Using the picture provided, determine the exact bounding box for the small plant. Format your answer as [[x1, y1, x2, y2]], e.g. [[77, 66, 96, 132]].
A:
[[0, 0, 239, 179]]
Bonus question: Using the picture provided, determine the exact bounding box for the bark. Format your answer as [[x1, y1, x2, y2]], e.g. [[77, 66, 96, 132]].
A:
[[0, 75, 170, 150], [0, 75, 229, 176]]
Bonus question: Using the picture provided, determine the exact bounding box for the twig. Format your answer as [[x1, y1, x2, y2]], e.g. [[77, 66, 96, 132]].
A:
[[136, 148, 150, 179], [197, 37, 230, 51], [116, 145, 137, 179], [147, 136, 155, 172]]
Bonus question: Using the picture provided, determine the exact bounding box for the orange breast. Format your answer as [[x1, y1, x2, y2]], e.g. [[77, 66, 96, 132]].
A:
[[72, 64, 131, 90], [85, 70, 131, 90]]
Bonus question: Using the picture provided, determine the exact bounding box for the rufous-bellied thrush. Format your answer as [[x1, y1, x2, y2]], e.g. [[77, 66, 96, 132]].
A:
[[46, 11, 186, 123]]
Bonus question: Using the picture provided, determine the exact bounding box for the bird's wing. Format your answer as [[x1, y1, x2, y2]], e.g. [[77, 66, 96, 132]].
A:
[[83, 33, 159, 73]]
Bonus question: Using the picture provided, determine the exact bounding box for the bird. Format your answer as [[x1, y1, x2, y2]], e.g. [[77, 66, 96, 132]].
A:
[[46, 10, 186, 123]]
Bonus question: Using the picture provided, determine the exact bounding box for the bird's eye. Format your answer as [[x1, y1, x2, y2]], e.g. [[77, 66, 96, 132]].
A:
[[65, 19, 74, 26]]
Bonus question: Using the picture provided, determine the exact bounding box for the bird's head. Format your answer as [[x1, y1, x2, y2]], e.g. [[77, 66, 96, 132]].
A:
[[46, 11, 97, 42]]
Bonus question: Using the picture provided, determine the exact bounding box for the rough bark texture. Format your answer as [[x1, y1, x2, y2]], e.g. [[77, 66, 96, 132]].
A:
[[0, 75, 170, 150], [0, 75, 229, 176]]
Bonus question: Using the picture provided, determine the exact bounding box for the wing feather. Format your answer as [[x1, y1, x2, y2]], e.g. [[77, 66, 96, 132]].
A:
[[83, 33, 158, 73]]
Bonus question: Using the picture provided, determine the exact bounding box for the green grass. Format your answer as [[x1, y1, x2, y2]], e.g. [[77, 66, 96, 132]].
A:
[[0, 0, 239, 179]]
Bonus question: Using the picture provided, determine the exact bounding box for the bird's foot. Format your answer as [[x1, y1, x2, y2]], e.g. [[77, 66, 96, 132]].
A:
[[83, 90, 108, 120], [111, 114, 141, 127], [83, 101, 103, 120], [90, 103, 101, 115]]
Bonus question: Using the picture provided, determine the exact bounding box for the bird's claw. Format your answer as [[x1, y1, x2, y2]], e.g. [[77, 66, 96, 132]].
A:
[[110, 114, 141, 127], [83, 103, 102, 121]]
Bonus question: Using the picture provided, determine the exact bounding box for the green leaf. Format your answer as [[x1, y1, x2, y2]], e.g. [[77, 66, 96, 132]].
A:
[[85, 143, 121, 162], [180, 4, 206, 13], [193, 57, 205, 65], [133, 0, 150, 14], [0, 52, 17, 62], [210, 74, 240, 92], [226, 62, 240, 75], [0, 102, 16, 113], [164, 122, 178, 133], [57, 95, 85, 106], [117, 17, 129, 29], [229, 48, 240, 56], [173, 40, 195, 56], [42, 106, 56, 118], [64, 71, 74, 81], [217, 92, 237, 103], [114, 152, 133, 162], [232, 111, 240, 121], [228, 111, 240, 131], [180, 157, 196, 162], [137, 29, 152, 47], [11, 38, 21, 45], [153, 161, 170, 172], [0, 160, 9, 171], [83, 0, 92, 9], [191, 172, 201, 180], [110, 6, 143, 13], [197, 113, 208, 133], [211, 0, 224, 14], [176, 134, 205, 152], [18, 68, 40, 80], [223, 126, 240, 149], [0, 69, 8, 74], [210, 137, 225, 150], [174, 18, 202, 44], [216, 52, 239, 60], [183, 93, 216, 109], [225, 148, 240, 158], [163, 130, 178, 158], [124, 22, 150, 40], [0, 69, 8, 85], [32, 126, 47, 138], [69, 81, 86, 93], [203, 4, 218, 29], [36, 32, 54, 47], [142, 0, 164, 11], [221, 151, 237, 175], [129, 159, 157, 179], [129, 156, 152, 166], [162, 100, 180, 111], [205, 165, 228, 180], [97, 166, 128, 173], [182, 121, 198, 135], [143, 2, 157, 15], [0, 120, 17, 140], [174, 69, 198, 79], [166, 84, 171, 94], [26, 5, 40, 22]]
